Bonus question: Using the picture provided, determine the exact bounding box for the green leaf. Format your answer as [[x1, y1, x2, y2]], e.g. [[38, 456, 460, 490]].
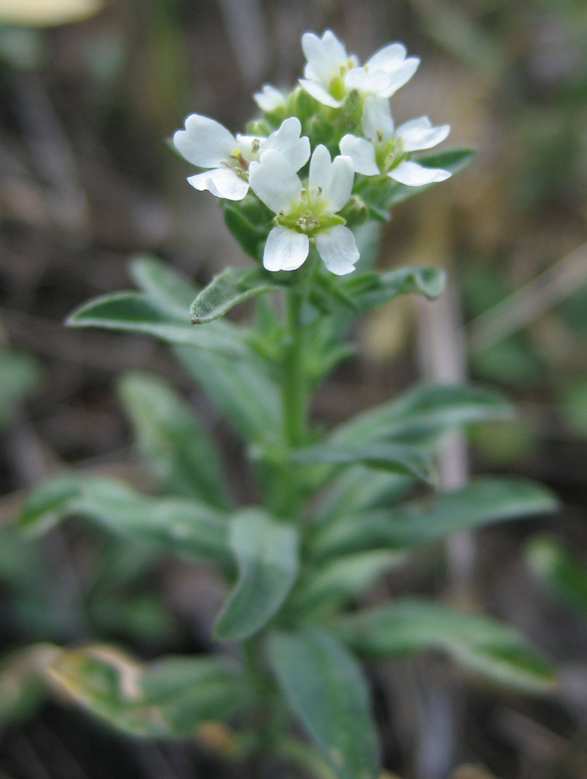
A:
[[330, 383, 512, 448], [176, 345, 281, 443], [292, 442, 434, 484], [0, 350, 41, 427], [67, 292, 248, 359], [526, 535, 587, 616], [214, 510, 298, 640], [268, 627, 380, 779], [340, 267, 446, 311], [291, 551, 405, 614], [335, 598, 556, 692], [315, 468, 413, 523], [0, 645, 56, 724], [129, 254, 198, 315], [118, 371, 229, 507], [190, 267, 282, 324], [223, 198, 271, 261], [45, 646, 249, 737], [311, 477, 558, 560], [139, 655, 251, 735], [223, 208, 266, 261], [19, 475, 230, 566], [385, 148, 475, 207]]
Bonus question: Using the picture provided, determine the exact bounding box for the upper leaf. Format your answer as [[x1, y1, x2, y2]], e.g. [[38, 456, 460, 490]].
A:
[[340, 266, 446, 311], [311, 477, 558, 560], [334, 598, 556, 692], [190, 267, 282, 324], [67, 292, 249, 360], [214, 509, 299, 641], [267, 626, 380, 779], [118, 371, 229, 508], [129, 254, 198, 315], [176, 345, 281, 443], [292, 442, 435, 484], [329, 383, 512, 447]]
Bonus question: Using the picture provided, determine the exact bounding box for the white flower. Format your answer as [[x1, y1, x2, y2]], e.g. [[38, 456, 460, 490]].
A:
[[340, 110, 451, 186], [254, 84, 287, 113], [249, 145, 359, 276], [299, 29, 419, 109], [173, 115, 310, 201]]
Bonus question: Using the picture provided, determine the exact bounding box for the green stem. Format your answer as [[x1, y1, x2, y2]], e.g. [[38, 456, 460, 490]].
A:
[[282, 288, 307, 448]]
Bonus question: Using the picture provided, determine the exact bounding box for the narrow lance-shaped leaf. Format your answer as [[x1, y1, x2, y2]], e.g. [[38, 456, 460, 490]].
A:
[[19, 475, 230, 566], [334, 598, 556, 692], [214, 510, 298, 641], [129, 254, 198, 315], [340, 266, 446, 311], [292, 442, 435, 484], [67, 292, 249, 360], [330, 383, 512, 447], [311, 477, 558, 560], [291, 551, 405, 615], [176, 345, 281, 443], [118, 371, 229, 508], [43, 645, 251, 737], [268, 627, 380, 779], [190, 267, 282, 324]]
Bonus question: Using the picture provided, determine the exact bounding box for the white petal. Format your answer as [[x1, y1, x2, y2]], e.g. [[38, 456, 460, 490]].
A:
[[310, 145, 354, 212], [187, 167, 249, 200], [173, 114, 236, 168], [396, 116, 450, 151], [379, 57, 420, 97], [389, 160, 451, 186], [263, 226, 309, 272], [265, 117, 311, 171], [249, 150, 302, 214], [365, 42, 407, 73], [316, 225, 359, 276], [301, 30, 348, 85], [309, 144, 332, 191], [324, 155, 355, 212], [299, 78, 342, 108], [253, 84, 286, 112], [340, 134, 379, 176], [362, 96, 394, 142], [344, 66, 390, 95]]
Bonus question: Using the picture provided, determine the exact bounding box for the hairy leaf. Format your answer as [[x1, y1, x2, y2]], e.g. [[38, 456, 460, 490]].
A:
[[191, 267, 282, 324], [335, 598, 556, 691], [214, 510, 298, 640], [268, 627, 380, 779], [118, 371, 228, 507]]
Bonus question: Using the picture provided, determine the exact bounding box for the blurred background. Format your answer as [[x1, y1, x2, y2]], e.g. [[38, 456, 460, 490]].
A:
[[0, 1, 587, 777]]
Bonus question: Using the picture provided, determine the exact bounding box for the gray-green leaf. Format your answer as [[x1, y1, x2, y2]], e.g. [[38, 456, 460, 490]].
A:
[[118, 371, 228, 507], [19, 475, 230, 566], [340, 267, 446, 311], [268, 627, 380, 779], [67, 292, 248, 360], [330, 383, 512, 447], [292, 442, 434, 484], [190, 267, 282, 324], [214, 510, 298, 641], [311, 477, 557, 559], [335, 598, 556, 692]]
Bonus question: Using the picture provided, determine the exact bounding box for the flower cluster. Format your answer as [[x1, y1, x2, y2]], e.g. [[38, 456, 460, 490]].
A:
[[173, 30, 452, 276]]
